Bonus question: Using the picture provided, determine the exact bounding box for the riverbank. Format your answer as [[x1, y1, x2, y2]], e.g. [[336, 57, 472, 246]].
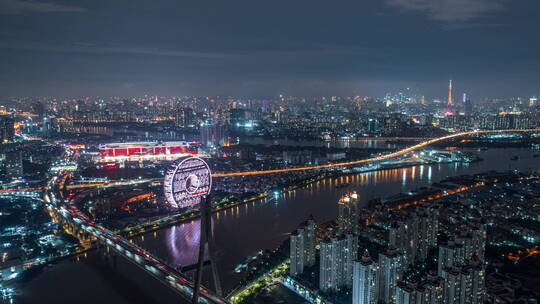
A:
[[119, 156, 478, 240], [230, 170, 539, 304], [9, 147, 540, 304]]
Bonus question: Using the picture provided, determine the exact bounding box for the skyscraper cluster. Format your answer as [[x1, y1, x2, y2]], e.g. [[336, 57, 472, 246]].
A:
[[440, 256, 485, 304], [353, 248, 445, 304], [200, 124, 228, 148], [437, 221, 487, 304], [389, 204, 439, 266], [288, 190, 488, 304], [438, 221, 486, 276], [352, 209, 486, 304], [395, 273, 443, 304]]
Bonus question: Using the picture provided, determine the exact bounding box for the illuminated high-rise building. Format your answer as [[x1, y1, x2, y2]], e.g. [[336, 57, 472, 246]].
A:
[[352, 251, 378, 304], [229, 108, 247, 126], [320, 236, 344, 293], [468, 222, 486, 261], [395, 274, 443, 304], [290, 217, 316, 277], [424, 274, 444, 304], [441, 266, 461, 304], [200, 124, 227, 147], [175, 107, 195, 127], [466, 256, 486, 304], [437, 241, 464, 276], [4, 151, 23, 180], [441, 258, 485, 304], [389, 205, 439, 266], [382, 114, 404, 136], [343, 233, 359, 289], [290, 230, 305, 277], [396, 281, 416, 304], [378, 248, 405, 304], [320, 233, 358, 292], [0, 117, 15, 143], [338, 192, 359, 234], [464, 98, 473, 116], [529, 97, 538, 107], [417, 204, 439, 262]]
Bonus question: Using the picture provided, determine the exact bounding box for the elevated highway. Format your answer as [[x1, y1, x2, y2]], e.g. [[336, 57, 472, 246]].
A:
[[212, 128, 540, 177], [47, 179, 228, 304]]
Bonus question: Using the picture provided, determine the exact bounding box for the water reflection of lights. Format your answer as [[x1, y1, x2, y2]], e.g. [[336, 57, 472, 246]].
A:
[[165, 220, 209, 267], [213, 129, 540, 177]]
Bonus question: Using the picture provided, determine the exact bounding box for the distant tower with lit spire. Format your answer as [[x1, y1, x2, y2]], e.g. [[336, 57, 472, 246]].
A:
[[447, 79, 453, 107]]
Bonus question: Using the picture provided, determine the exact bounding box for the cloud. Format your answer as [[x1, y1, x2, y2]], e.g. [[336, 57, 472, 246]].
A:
[[0, 40, 373, 60], [0, 40, 225, 58], [98, 46, 225, 59], [385, 0, 505, 21], [0, 0, 84, 15]]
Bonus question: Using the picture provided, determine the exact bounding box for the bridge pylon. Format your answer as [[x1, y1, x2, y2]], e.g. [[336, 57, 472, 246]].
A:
[[192, 196, 222, 304]]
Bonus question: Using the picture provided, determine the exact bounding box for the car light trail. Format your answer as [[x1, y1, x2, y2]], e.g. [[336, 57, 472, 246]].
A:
[[212, 129, 540, 177], [2, 129, 537, 194], [0, 187, 43, 193]]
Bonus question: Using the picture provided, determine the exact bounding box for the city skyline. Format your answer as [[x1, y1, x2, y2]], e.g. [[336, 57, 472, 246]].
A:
[[2, 1, 540, 304], [0, 82, 536, 105]]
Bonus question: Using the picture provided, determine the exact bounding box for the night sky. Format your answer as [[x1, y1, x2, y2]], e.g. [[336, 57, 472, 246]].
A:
[[1, 0, 539, 98]]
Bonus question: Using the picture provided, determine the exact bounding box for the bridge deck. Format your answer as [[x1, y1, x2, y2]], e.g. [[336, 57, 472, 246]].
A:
[[54, 202, 228, 304]]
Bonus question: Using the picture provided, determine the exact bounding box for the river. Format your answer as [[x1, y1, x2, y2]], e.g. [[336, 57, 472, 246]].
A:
[[10, 147, 540, 304]]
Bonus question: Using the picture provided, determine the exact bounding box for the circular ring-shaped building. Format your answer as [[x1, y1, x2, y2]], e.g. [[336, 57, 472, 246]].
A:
[[164, 157, 212, 209]]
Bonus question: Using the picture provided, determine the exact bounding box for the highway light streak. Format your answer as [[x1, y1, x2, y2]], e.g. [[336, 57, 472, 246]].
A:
[[212, 129, 540, 177], [390, 182, 485, 210], [507, 245, 540, 262], [45, 176, 226, 304], [1, 129, 538, 194]]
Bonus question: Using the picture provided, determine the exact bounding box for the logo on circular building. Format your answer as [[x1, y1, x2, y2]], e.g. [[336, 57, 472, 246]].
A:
[[164, 157, 212, 209]]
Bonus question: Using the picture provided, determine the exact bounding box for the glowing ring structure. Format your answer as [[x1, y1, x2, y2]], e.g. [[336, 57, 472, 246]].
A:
[[164, 157, 212, 209]]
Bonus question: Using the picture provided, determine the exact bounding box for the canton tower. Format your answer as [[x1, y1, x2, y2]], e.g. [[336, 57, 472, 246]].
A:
[[448, 79, 453, 107]]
